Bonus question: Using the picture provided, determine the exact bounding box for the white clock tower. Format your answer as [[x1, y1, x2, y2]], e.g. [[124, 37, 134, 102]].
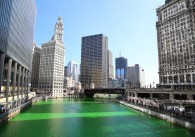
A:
[[39, 17, 65, 97], [52, 16, 64, 43]]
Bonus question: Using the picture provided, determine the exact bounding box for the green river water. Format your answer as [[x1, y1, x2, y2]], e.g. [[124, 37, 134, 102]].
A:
[[0, 98, 195, 137]]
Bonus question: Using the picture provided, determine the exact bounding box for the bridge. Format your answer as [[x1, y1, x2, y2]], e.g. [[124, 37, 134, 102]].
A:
[[126, 89, 195, 100], [84, 88, 126, 98]]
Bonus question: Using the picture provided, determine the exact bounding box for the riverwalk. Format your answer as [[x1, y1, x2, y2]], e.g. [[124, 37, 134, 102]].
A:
[[0, 96, 45, 125], [116, 100, 195, 131]]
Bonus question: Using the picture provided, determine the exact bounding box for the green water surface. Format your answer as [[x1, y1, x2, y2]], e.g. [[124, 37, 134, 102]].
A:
[[0, 98, 195, 137]]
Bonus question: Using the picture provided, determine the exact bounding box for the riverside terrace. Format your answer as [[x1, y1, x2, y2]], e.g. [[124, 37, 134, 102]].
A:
[[125, 89, 195, 115]]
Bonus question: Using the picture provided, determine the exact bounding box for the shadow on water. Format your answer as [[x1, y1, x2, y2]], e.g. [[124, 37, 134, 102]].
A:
[[0, 115, 195, 137], [0, 98, 195, 137]]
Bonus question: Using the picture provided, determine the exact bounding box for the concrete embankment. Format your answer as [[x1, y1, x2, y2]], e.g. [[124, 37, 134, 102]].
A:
[[116, 100, 195, 131], [0, 100, 32, 125], [0, 96, 45, 125]]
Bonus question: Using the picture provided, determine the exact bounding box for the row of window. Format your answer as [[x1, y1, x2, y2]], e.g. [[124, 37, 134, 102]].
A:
[[161, 73, 195, 83]]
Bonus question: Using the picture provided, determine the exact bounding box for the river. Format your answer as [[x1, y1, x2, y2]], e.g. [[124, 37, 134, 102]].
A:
[[0, 98, 195, 137]]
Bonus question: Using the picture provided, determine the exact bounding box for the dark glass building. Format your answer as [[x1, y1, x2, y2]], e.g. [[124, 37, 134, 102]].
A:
[[31, 43, 41, 92], [0, 0, 36, 110], [115, 57, 128, 79], [80, 34, 108, 88]]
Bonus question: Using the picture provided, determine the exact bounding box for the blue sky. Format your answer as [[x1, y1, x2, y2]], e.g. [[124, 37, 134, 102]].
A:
[[34, 0, 165, 86]]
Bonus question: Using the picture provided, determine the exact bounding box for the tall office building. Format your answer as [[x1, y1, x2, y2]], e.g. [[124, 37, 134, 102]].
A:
[[31, 43, 41, 91], [39, 17, 65, 97], [67, 61, 79, 82], [157, 0, 195, 89], [80, 34, 108, 88], [115, 57, 128, 79], [107, 49, 114, 88], [127, 64, 145, 88], [0, 0, 36, 109], [64, 66, 68, 77], [108, 49, 114, 79]]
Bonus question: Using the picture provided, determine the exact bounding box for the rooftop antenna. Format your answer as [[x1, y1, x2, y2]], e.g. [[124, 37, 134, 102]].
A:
[[119, 51, 121, 57]]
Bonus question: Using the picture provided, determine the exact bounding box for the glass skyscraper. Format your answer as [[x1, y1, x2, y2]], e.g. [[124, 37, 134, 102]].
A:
[[67, 61, 79, 82], [31, 43, 41, 92], [115, 57, 128, 79], [0, 0, 36, 69], [80, 34, 108, 88], [0, 0, 36, 110]]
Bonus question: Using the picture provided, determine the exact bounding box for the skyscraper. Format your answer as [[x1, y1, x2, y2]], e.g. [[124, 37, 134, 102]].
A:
[[107, 49, 114, 88], [31, 43, 41, 92], [127, 64, 145, 88], [64, 66, 68, 77], [0, 0, 36, 109], [67, 61, 79, 82], [156, 0, 195, 89], [115, 57, 128, 79], [39, 17, 65, 97], [108, 49, 114, 79], [80, 34, 108, 88]]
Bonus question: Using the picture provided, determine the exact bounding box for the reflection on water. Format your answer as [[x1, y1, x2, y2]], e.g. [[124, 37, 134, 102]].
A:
[[0, 98, 195, 137]]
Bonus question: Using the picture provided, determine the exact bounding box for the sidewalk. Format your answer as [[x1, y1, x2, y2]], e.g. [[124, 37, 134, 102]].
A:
[[116, 99, 195, 131]]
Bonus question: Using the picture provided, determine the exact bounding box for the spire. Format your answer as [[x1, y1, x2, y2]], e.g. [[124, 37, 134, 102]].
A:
[[52, 16, 64, 43]]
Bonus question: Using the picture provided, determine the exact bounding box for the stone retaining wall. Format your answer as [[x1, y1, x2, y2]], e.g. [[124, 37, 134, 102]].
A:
[[116, 100, 195, 131], [0, 100, 32, 125], [0, 97, 46, 125]]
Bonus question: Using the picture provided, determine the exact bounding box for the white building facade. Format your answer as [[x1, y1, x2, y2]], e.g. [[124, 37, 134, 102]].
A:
[[127, 64, 145, 88], [108, 49, 114, 79], [157, 0, 195, 89], [38, 17, 65, 97], [67, 61, 79, 82]]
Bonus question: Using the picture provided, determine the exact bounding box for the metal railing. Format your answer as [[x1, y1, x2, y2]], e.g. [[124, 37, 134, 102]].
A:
[[0, 100, 32, 119], [120, 99, 195, 124]]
